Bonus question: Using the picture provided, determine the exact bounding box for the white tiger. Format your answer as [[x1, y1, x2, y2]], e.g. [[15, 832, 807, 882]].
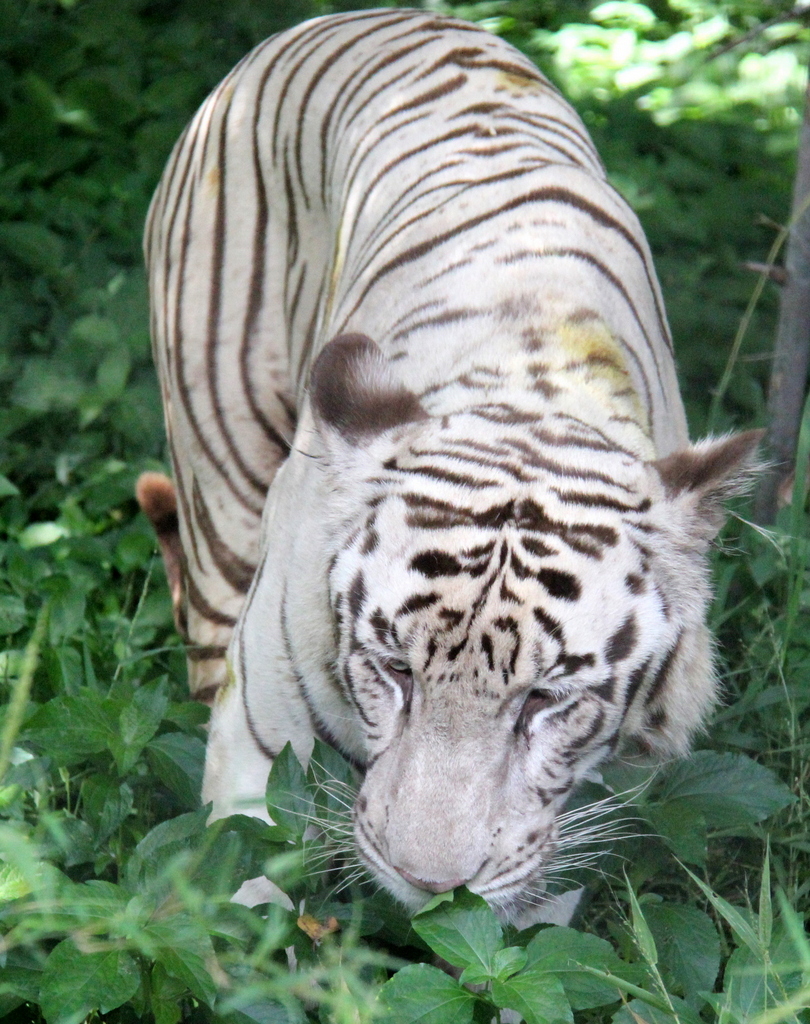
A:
[[138, 9, 760, 924]]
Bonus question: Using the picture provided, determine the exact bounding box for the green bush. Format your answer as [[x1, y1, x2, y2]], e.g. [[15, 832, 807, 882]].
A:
[[1, 1, 808, 1022]]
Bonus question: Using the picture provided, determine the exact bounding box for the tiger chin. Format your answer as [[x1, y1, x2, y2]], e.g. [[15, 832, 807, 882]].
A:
[[137, 10, 763, 927]]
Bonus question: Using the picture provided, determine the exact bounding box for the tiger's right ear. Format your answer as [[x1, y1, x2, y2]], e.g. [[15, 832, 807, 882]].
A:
[[309, 334, 426, 446], [136, 472, 187, 636]]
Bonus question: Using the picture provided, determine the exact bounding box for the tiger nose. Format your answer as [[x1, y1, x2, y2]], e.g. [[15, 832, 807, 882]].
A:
[[395, 866, 467, 893]]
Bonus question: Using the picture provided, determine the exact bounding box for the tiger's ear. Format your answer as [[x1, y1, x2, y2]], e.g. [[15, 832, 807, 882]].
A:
[[309, 334, 426, 445], [651, 429, 764, 542]]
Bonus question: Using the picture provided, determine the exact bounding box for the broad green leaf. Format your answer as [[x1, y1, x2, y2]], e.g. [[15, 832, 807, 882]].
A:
[[146, 732, 205, 809], [39, 940, 140, 1024], [492, 967, 572, 1024], [265, 742, 314, 842], [644, 903, 720, 1009], [147, 912, 223, 1006], [0, 474, 20, 498], [307, 737, 359, 825], [96, 349, 131, 399], [523, 927, 631, 1009], [492, 945, 529, 979], [0, 595, 27, 635], [109, 680, 169, 773], [645, 801, 707, 865], [23, 690, 117, 764], [0, 860, 31, 902], [378, 963, 476, 1024], [656, 752, 795, 830], [0, 947, 43, 1016], [81, 777, 134, 846], [411, 887, 503, 971], [0, 222, 64, 275], [723, 926, 803, 1024], [150, 962, 185, 1024], [69, 314, 120, 349], [125, 807, 210, 891]]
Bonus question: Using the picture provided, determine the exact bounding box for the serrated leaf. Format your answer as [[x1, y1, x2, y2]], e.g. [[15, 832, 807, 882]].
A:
[[378, 963, 476, 1024], [656, 752, 795, 829], [492, 967, 572, 1024], [265, 742, 313, 842], [644, 903, 720, 1008], [411, 887, 503, 971], [24, 690, 118, 765], [645, 801, 707, 865], [39, 940, 140, 1024], [523, 927, 631, 1009]]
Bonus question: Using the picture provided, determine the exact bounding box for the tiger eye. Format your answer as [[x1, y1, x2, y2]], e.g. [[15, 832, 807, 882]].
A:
[[515, 688, 556, 735]]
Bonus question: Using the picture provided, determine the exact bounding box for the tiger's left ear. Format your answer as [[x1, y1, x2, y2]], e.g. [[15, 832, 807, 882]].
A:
[[651, 429, 764, 542], [309, 333, 426, 446]]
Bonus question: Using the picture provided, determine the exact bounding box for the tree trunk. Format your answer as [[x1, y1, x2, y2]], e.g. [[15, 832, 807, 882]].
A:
[[753, 73, 810, 524]]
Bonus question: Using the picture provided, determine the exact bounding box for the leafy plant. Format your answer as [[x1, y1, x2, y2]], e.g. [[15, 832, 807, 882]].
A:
[[1, 0, 809, 1022]]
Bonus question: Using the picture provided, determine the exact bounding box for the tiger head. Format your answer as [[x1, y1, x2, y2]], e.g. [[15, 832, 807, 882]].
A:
[[308, 334, 760, 923]]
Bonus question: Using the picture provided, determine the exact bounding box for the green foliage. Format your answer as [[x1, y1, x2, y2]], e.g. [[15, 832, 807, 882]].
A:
[[1, 0, 809, 1022]]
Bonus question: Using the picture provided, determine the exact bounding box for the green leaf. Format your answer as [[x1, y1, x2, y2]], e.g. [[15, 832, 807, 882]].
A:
[[149, 962, 185, 1024], [0, 474, 20, 498], [307, 737, 359, 826], [0, 947, 44, 1016], [82, 777, 134, 846], [758, 843, 772, 950], [492, 968, 572, 1024], [0, 221, 64, 275], [626, 883, 658, 967], [612, 995, 701, 1024], [0, 595, 27, 635], [492, 945, 528, 979], [378, 963, 477, 1024], [0, 860, 31, 902], [109, 680, 169, 773], [523, 927, 631, 1009], [125, 807, 210, 892], [224, 998, 308, 1024], [645, 801, 707, 865], [39, 940, 140, 1024], [679, 863, 763, 957], [264, 742, 313, 842], [411, 887, 503, 971], [655, 752, 795, 830], [146, 732, 206, 808], [644, 903, 720, 1008], [24, 690, 118, 764], [153, 936, 218, 1007]]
